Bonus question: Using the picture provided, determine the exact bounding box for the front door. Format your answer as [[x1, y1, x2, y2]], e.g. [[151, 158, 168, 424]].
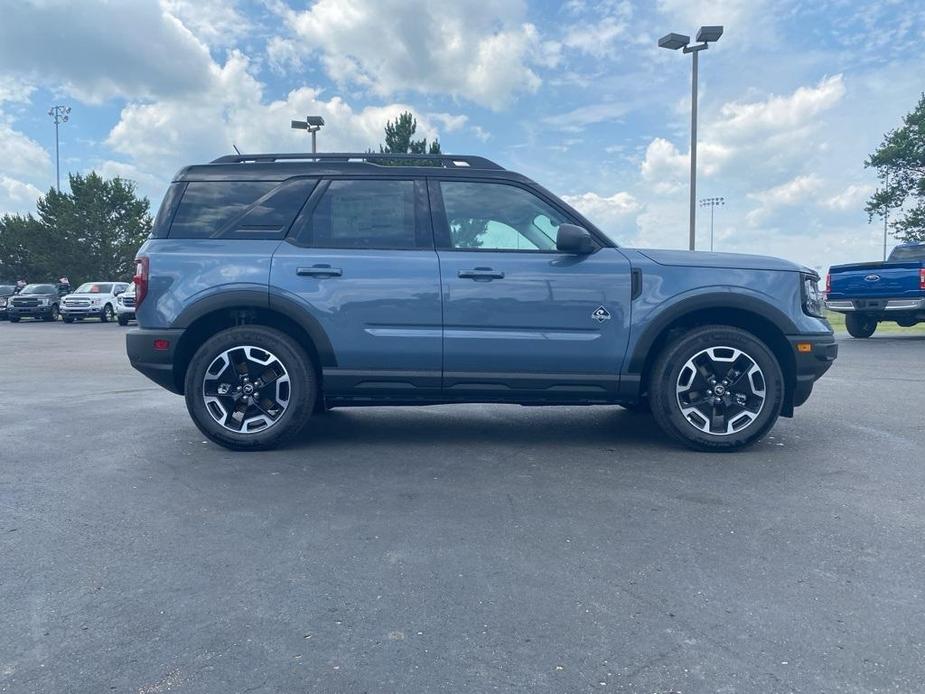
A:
[[271, 177, 442, 396], [431, 179, 632, 401]]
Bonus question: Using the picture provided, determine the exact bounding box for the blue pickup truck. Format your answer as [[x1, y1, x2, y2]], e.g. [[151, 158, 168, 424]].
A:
[[826, 242, 925, 337], [126, 152, 837, 452]]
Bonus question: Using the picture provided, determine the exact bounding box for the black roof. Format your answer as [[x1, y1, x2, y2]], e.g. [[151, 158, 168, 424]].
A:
[[174, 152, 535, 183]]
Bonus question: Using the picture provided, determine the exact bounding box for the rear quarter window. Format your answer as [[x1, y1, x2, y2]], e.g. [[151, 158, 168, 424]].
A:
[[168, 179, 315, 239]]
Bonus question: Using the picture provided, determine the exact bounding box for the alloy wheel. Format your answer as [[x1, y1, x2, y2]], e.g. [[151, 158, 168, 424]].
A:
[[202, 345, 291, 434], [675, 345, 766, 436]]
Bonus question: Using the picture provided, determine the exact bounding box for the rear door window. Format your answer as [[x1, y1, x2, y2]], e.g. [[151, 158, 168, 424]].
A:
[[169, 179, 315, 239], [295, 179, 422, 249]]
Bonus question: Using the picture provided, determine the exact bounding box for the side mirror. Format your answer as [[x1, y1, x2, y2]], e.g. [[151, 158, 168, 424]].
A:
[[556, 224, 595, 254]]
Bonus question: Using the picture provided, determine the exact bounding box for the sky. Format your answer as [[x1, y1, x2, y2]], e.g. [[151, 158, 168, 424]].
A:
[[1, 0, 924, 273]]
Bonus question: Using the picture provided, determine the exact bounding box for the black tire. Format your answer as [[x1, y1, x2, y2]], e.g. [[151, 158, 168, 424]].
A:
[[63, 315, 74, 323], [44, 305, 59, 322], [648, 325, 784, 452], [117, 314, 129, 326], [9, 316, 19, 323], [100, 304, 114, 323], [845, 313, 877, 338], [184, 325, 317, 451]]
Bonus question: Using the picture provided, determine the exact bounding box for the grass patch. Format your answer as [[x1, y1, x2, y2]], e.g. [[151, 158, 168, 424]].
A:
[[825, 309, 925, 334]]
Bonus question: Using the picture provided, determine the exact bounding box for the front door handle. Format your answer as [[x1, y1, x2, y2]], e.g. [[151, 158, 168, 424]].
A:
[[458, 267, 504, 281], [298, 265, 343, 278]]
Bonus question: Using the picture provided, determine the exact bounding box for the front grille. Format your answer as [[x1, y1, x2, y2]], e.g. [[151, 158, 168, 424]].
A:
[[11, 298, 38, 307], [64, 298, 90, 307], [122, 297, 135, 308]]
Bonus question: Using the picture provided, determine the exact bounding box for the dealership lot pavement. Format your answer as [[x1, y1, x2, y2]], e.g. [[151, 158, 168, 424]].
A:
[[2, 322, 924, 693]]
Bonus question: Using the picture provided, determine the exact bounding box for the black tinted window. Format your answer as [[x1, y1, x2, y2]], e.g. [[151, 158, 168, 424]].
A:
[[168, 180, 314, 239], [888, 245, 925, 262], [302, 180, 417, 249]]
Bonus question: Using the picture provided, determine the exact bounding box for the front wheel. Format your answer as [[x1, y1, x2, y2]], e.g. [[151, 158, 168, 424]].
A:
[[649, 326, 784, 452], [100, 304, 114, 322], [44, 305, 59, 322], [8, 316, 19, 323], [63, 315, 74, 323], [117, 314, 129, 326], [184, 325, 317, 451], [845, 313, 877, 338]]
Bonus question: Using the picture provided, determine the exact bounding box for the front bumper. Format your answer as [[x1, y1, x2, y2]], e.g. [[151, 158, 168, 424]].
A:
[[826, 298, 925, 312], [788, 333, 838, 409], [61, 305, 104, 315], [7, 306, 54, 318], [126, 328, 185, 394]]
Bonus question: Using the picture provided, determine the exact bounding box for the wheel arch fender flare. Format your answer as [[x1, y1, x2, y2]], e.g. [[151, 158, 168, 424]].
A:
[[627, 289, 798, 375]]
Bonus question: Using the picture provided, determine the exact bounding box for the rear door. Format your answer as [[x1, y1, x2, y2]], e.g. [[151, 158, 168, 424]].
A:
[[430, 178, 632, 400], [270, 177, 442, 396]]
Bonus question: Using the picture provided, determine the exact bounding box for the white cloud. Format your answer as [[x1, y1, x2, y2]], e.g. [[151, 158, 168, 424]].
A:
[[715, 74, 846, 141], [0, 176, 43, 215], [746, 174, 823, 225], [656, 0, 767, 32], [640, 137, 730, 188], [0, 117, 51, 181], [822, 183, 874, 212], [272, 0, 549, 109], [562, 16, 627, 58], [104, 52, 461, 198], [160, 0, 250, 48], [562, 191, 640, 236], [0, 0, 216, 103]]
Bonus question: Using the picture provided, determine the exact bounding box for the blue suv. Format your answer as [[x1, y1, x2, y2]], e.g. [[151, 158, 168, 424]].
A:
[[126, 152, 837, 451]]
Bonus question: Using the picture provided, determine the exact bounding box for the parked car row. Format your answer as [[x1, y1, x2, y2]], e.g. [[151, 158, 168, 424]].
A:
[[1, 281, 136, 324]]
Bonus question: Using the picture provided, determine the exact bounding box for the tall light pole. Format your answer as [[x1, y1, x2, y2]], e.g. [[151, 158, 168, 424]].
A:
[[658, 26, 724, 251], [699, 196, 725, 251], [48, 105, 71, 192], [291, 115, 325, 153], [882, 170, 889, 261]]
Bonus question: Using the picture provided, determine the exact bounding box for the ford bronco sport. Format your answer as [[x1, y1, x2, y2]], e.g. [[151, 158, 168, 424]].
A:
[[126, 152, 837, 452]]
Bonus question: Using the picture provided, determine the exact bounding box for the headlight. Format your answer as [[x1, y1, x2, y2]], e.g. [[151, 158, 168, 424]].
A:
[[90, 298, 100, 305], [802, 274, 825, 318], [0, 297, 6, 307], [38, 297, 50, 306]]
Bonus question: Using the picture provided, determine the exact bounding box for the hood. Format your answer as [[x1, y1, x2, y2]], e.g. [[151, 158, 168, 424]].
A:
[[64, 292, 107, 298], [637, 249, 806, 273]]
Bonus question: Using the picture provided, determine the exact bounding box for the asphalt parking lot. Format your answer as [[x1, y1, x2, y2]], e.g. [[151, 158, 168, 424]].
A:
[[2, 321, 924, 693]]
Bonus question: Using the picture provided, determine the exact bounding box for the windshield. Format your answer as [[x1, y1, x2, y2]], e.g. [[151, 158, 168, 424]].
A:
[[75, 283, 114, 294], [888, 245, 925, 262], [21, 284, 56, 294]]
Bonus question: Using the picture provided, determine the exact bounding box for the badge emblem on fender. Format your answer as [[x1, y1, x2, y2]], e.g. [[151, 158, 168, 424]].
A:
[[591, 306, 611, 322]]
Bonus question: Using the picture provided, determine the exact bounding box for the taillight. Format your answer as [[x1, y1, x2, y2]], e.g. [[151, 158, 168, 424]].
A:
[[825, 272, 831, 294], [133, 256, 149, 308], [920, 268, 925, 290]]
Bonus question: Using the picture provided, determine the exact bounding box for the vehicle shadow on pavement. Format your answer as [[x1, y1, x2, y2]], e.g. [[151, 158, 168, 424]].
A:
[[290, 406, 673, 451]]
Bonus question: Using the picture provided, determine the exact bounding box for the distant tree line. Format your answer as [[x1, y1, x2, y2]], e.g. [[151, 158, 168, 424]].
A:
[[0, 172, 151, 284]]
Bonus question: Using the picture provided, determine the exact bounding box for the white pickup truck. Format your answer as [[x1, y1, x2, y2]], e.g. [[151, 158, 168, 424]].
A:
[[60, 281, 131, 323], [115, 282, 136, 326]]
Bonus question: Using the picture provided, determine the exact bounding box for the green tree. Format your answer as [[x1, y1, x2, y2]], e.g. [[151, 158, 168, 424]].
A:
[[379, 111, 441, 156], [0, 172, 151, 283], [865, 93, 925, 242]]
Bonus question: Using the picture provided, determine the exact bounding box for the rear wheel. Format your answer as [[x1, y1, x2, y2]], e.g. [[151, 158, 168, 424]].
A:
[[649, 325, 784, 452], [845, 313, 876, 338], [184, 325, 317, 451]]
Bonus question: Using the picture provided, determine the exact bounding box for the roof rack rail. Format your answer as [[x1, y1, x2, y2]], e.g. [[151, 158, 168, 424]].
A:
[[210, 152, 504, 170]]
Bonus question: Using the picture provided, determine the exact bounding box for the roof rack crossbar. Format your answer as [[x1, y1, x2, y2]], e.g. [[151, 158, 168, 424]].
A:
[[210, 152, 504, 170]]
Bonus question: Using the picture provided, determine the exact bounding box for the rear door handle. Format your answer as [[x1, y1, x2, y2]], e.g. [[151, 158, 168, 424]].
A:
[[458, 267, 504, 281], [298, 265, 343, 278]]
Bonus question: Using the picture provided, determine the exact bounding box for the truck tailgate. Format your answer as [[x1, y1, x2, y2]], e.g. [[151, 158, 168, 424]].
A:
[[829, 261, 923, 298]]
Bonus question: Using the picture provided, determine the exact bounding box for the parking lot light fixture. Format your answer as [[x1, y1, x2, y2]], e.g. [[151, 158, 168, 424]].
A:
[[659, 26, 724, 251], [291, 115, 325, 154], [699, 196, 725, 251], [48, 105, 71, 192]]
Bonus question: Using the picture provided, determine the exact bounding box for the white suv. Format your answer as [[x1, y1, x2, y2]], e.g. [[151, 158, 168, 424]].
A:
[[115, 283, 136, 326], [61, 281, 130, 323]]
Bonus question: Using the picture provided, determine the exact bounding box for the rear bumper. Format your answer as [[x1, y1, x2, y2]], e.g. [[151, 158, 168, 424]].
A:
[[788, 333, 838, 408], [126, 328, 184, 394], [826, 298, 925, 312]]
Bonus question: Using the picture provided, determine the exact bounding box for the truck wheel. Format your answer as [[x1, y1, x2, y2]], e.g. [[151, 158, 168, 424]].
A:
[[63, 315, 74, 324], [100, 304, 114, 322], [44, 305, 59, 322], [117, 314, 129, 326], [184, 325, 317, 451], [845, 313, 876, 338], [649, 325, 784, 452], [9, 316, 19, 323]]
